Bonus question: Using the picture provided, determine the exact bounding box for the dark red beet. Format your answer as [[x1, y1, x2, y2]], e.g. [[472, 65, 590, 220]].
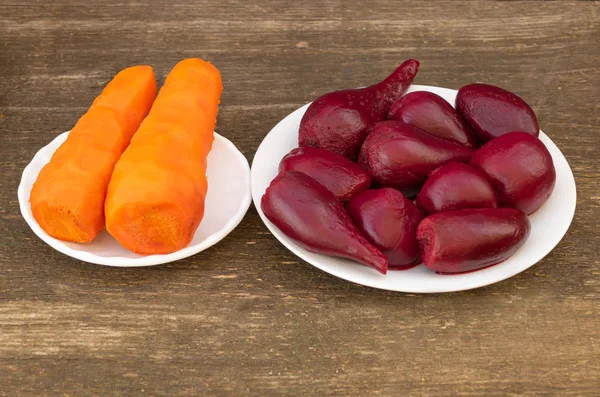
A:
[[278, 147, 371, 201], [299, 59, 419, 159], [261, 171, 388, 274], [456, 83, 539, 142], [347, 188, 422, 269], [417, 208, 531, 274], [358, 121, 474, 197], [388, 91, 476, 148], [470, 131, 555, 215], [416, 162, 497, 215]]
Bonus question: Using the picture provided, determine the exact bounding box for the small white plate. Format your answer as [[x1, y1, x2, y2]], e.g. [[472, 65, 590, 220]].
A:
[[251, 84, 577, 293], [19, 131, 251, 267]]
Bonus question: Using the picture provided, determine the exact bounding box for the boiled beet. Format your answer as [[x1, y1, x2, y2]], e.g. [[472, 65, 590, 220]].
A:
[[416, 162, 497, 215], [470, 131, 555, 214], [456, 83, 539, 142], [299, 60, 419, 159], [417, 208, 531, 274], [261, 171, 388, 274], [358, 121, 474, 197], [388, 91, 476, 148], [279, 147, 370, 201], [347, 188, 422, 269]]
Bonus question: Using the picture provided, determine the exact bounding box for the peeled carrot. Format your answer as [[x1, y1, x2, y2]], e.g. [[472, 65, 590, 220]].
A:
[[105, 58, 223, 254], [30, 66, 157, 243]]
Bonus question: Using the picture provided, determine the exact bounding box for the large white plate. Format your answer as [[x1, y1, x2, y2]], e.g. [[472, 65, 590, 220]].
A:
[[19, 131, 251, 267], [251, 84, 577, 293]]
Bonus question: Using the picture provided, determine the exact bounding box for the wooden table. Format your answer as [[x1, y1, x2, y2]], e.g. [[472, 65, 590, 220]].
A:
[[1, 1, 598, 396]]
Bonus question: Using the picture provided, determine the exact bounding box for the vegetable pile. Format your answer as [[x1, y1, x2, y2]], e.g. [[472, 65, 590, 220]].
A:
[[262, 60, 556, 275], [30, 58, 223, 255]]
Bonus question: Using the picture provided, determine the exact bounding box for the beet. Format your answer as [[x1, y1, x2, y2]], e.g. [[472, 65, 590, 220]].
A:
[[299, 59, 419, 159], [347, 188, 422, 269], [456, 83, 539, 142], [416, 162, 497, 215], [417, 208, 531, 274], [358, 121, 474, 197], [388, 91, 476, 148], [278, 147, 370, 201], [261, 171, 388, 274], [470, 131, 555, 214]]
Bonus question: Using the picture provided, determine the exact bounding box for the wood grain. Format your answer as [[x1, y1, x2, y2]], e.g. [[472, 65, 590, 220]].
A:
[[1, 1, 599, 396]]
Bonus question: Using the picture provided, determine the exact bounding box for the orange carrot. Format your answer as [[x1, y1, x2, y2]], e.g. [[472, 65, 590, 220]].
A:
[[105, 58, 223, 254], [30, 66, 157, 243]]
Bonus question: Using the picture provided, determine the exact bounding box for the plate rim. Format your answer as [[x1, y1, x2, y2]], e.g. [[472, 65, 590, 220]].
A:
[[18, 131, 252, 267], [250, 84, 577, 293]]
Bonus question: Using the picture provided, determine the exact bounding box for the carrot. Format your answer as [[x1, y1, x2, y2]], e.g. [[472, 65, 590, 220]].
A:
[[105, 58, 223, 254], [30, 65, 157, 243]]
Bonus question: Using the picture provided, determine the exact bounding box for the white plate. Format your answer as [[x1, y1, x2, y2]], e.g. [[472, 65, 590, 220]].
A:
[[19, 131, 251, 267], [251, 84, 577, 293]]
